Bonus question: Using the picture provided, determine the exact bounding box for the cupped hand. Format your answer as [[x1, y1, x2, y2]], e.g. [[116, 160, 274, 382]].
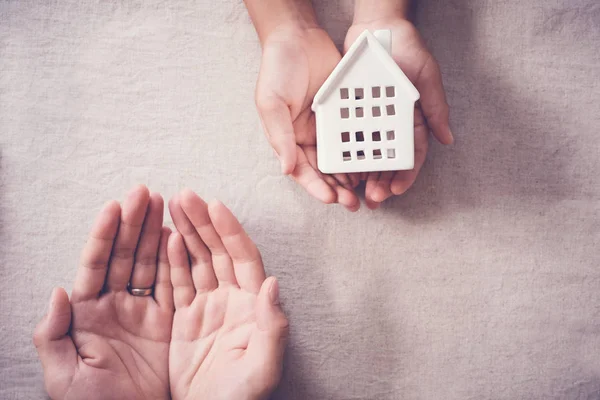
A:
[[256, 25, 361, 211], [168, 189, 289, 400], [346, 18, 453, 209], [33, 185, 174, 400]]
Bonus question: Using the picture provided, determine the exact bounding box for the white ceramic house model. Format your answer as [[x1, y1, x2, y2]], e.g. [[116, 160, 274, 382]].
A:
[[312, 30, 420, 174]]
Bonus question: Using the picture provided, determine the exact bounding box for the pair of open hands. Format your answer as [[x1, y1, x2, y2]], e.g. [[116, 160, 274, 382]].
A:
[[255, 17, 453, 211], [33, 185, 288, 400]]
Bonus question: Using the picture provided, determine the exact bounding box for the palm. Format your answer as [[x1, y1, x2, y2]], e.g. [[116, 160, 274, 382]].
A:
[[168, 190, 288, 400], [33, 186, 174, 400], [345, 18, 452, 206], [66, 293, 171, 399], [170, 287, 261, 399], [257, 27, 360, 210]]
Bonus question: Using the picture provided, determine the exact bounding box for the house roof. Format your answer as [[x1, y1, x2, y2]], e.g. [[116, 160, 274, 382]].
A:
[[312, 29, 420, 109]]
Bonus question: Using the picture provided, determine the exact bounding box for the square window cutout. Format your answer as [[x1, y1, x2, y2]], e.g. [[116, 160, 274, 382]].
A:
[[355, 107, 364, 118], [372, 106, 381, 117], [386, 130, 395, 140], [386, 105, 396, 116], [372, 86, 381, 98], [386, 86, 395, 97], [340, 108, 350, 119], [355, 88, 364, 100], [387, 149, 396, 159], [373, 149, 383, 159], [340, 88, 349, 100], [357, 150, 366, 160], [341, 131, 350, 143], [372, 131, 381, 141], [355, 131, 364, 142], [343, 151, 352, 161]]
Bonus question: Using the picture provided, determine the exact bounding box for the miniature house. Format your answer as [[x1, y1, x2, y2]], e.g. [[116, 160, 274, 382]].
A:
[[312, 30, 420, 174]]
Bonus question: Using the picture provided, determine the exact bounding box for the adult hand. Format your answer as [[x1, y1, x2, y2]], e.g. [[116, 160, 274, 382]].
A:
[[346, 16, 453, 208], [33, 185, 173, 400], [255, 23, 361, 211], [168, 189, 289, 400]]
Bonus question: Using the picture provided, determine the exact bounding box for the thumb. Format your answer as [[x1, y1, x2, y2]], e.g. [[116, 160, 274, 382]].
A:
[[416, 54, 454, 145], [255, 277, 289, 335], [33, 288, 77, 398], [246, 277, 289, 387], [256, 93, 298, 175]]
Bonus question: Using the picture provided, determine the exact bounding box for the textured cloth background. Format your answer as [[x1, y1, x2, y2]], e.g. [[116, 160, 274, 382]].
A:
[[1, 1, 599, 399]]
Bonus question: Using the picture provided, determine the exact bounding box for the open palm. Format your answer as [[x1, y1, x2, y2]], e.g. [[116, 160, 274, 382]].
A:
[[34, 185, 173, 400], [346, 18, 453, 208], [168, 189, 289, 400], [256, 26, 360, 211]]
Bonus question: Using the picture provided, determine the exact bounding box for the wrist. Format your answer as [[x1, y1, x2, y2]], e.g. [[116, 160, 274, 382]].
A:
[[244, 0, 319, 44], [353, 0, 411, 25]]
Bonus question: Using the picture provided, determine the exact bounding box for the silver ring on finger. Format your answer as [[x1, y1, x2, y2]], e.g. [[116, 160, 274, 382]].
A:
[[129, 287, 153, 296]]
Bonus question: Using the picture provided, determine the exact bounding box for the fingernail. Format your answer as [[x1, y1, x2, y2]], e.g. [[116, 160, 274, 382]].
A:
[[372, 190, 384, 203], [448, 128, 455, 144], [207, 198, 222, 209], [269, 278, 280, 305], [49, 288, 58, 311]]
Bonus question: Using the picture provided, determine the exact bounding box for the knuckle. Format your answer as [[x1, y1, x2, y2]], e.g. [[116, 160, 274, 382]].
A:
[[111, 246, 136, 260], [420, 52, 442, 78], [190, 254, 212, 268], [32, 326, 45, 348], [423, 101, 449, 121], [278, 316, 290, 336], [135, 256, 157, 268], [255, 93, 281, 113], [81, 260, 107, 271]]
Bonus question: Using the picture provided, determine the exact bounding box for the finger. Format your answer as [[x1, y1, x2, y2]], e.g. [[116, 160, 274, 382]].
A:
[[332, 174, 361, 211], [72, 200, 121, 302], [416, 55, 453, 144], [255, 278, 288, 334], [391, 110, 429, 195], [168, 232, 195, 308], [256, 93, 297, 175], [365, 198, 380, 210], [293, 107, 317, 146], [348, 173, 361, 188], [106, 185, 150, 291], [391, 171, 415, 196], [248, 277, 289, 390], [291, 147, 337, 204], [169, 195, 218, 292], [180, 189, 238, 287], [130, 193, 164, 290], [33, 288, 77, 399], [333, 173, 352, 190], [336, 186, 360, 212], [365, 172, 381, 210], [320, 173, 359, 211], [370, 171, 395, 203], [154, 227, 174, 311], [208, 200, 266, 294], [341, 194, 360, 212]]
